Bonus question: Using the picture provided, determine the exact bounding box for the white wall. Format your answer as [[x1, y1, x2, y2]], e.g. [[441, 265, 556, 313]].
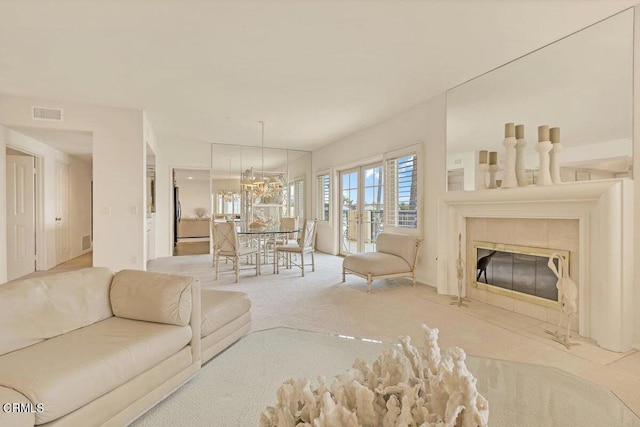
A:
[[176, 178, 210, 218], [0, 93, 146, 275], [312, 94, 447, 286]]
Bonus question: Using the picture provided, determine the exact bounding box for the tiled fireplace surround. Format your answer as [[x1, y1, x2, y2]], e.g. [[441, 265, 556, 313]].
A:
[[465, 217, 579, 332], [437, 179, 634, 352]]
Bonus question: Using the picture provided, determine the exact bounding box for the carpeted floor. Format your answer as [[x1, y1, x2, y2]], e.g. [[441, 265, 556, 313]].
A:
[[19, 250, 640, 423], [139, 251, 640, 423]]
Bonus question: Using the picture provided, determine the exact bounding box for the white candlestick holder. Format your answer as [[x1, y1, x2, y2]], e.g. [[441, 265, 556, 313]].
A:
[[535, 141, 553, 186], [488, 164, 499, 189], [516, 138, 527, 186], [476, 163, 489, 190], [501, 137, 518, 188], [550, 142, 563, 184]]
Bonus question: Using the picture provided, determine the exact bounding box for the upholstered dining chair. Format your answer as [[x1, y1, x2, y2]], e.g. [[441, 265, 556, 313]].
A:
[[275, 219, 317, 277], [212, 221, 259, 282]]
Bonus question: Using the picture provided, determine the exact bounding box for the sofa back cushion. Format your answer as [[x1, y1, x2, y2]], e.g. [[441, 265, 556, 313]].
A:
[[0, 267, 114, 356], [376, 232, 420, 268], [110, 270, 193, 326]]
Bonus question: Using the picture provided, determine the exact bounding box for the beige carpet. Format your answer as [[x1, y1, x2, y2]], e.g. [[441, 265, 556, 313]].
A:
[[144, 252, 640, 420]]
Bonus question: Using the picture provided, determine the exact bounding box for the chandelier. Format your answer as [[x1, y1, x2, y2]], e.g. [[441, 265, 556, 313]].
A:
[[242, 121, 283, 202]]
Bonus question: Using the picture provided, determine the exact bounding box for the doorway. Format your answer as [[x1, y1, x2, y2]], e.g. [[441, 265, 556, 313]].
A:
[[6, 148, 36, 281], [172, 168, 211, 256], [339, 163, 384, 256], [55, 160, 70, 265]]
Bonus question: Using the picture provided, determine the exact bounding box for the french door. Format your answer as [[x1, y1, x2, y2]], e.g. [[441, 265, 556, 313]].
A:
[[339, 163, 383, 255]]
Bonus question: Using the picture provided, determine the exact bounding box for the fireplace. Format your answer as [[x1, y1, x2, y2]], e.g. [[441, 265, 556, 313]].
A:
[[473, 242, 570, 308], [437, 179, 634, 352]]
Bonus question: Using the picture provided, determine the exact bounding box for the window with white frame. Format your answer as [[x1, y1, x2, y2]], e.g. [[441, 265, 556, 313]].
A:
[[384, 149, 418, 229], [289, 178, 304, 218], [316, 173, 330, 222]]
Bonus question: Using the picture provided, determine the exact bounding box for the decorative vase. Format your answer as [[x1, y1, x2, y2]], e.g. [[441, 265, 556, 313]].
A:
[[515, 124, 527, 187], [549, 127, 562, 184], [536, 125, 553, 186]]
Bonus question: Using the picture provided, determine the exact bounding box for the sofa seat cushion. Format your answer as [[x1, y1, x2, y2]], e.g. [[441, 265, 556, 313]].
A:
[[201, 290, 251, 338], [343, 252, 411, 276], [0, 316, 192, 425]]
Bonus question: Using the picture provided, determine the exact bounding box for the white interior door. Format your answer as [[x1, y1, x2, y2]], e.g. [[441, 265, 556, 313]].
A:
[[55, 161, 70, 265], [6, 154, 36, 281]]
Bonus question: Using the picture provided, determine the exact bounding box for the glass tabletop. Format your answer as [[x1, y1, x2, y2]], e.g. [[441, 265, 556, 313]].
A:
[[237, 226, 300, 235], [133, 327, 640, 427]]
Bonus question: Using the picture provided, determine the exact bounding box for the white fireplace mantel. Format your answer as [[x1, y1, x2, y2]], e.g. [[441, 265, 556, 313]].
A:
[[437, 179, 634, 352]]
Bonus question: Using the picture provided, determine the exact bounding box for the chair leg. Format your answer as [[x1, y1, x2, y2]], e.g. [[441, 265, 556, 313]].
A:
[[235, 257, 239, 283], [276, 250, 280, 274], [214, 255, 219, 280], [412, 271, 416, 287], [342, 267, 345, 283], [367, 274, 372, 293], [301, 252, 305, 277], [256, 251, 260, 276], [311, 251, 315, 272]]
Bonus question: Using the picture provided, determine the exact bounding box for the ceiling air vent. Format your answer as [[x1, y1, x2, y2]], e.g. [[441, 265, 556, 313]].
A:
[[32, 106, 63, 122]]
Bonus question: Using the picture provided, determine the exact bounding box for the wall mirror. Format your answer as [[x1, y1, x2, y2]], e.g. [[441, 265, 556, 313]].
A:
[[210, 143, 311, 226], [446, 8, 633, 191]]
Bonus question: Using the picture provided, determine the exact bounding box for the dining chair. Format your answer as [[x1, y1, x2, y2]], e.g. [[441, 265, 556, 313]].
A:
[[275, 219, 317, 277], [212, 221, 259, 282], [267, 217, 299, 271]]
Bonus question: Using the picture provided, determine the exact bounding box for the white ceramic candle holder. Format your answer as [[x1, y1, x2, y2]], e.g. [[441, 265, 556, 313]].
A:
[[476, 163, 489, 190], [535, 141, 553, 186], [488, 164, 499, 189], [501, 137, 518, 188], [515, 138, 527, 186], [550, 142, 563, 184]]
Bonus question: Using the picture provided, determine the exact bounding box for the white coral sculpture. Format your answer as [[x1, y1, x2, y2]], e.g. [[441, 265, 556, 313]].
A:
[[259, 324, 489, 427]]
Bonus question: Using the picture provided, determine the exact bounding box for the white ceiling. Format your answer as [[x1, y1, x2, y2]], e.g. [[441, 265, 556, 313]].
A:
[[0, 1, 637, 152]]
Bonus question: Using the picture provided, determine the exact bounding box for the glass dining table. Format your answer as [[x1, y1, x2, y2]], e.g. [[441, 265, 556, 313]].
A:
[[236, 225, 301, 274]]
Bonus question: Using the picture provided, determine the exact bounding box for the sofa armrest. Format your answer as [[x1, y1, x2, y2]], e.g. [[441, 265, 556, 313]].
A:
[[0, 386, 36, 427], [110, 270, 195, 327], [190, 277, 202, 365]]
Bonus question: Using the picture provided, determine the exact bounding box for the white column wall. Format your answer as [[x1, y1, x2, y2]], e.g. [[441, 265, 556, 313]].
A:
[[0, 94, 145, 275], [312, 94, 446, 286]]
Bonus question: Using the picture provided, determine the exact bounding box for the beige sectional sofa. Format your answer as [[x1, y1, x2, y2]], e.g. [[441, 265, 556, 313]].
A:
[[0, 267, 251, 426]]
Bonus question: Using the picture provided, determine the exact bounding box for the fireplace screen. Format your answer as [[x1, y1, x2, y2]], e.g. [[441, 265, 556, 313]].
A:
[[475, 243, 569, 303]]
